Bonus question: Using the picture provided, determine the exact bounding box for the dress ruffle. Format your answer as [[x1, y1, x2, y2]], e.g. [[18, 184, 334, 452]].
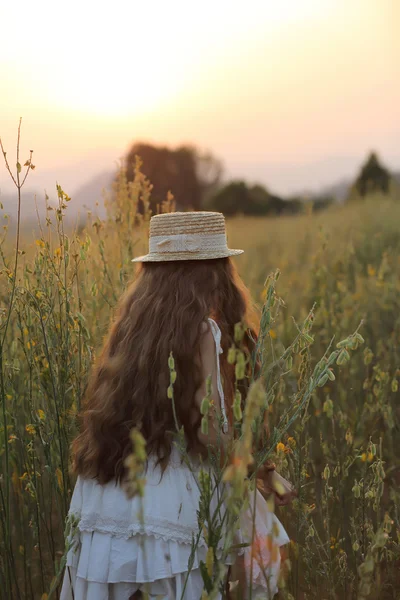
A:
[[61, 449, 289, 599], [60, 531, 207, 600]]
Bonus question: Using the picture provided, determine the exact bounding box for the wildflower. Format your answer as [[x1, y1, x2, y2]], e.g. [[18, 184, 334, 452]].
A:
[[35, 239, 45, 248], [276, 442, 286, 453], [367, 265, 376, 277], [25, 424, 35, 435], [269, 329, 277, 339], [8, 434, 17, 444], [6, 394, 12, 400], [37, 409, 45, 421], [345, 429, 353, 445], [361, 452, 367, 462], [287, 437, 296, 448]]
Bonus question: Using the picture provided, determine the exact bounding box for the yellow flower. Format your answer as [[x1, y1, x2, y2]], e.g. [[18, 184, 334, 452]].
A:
[[367, 452, 374, 462], [367, 265, 376, 277], [54, 247, 62, 257], [6, 394, 12, 400], [37, 409, 45, 421], [276, 442, 286, 453], [269, 329, 277, 339], [8, 434, 17, 443], [35, 239, 45, 248], [25, 424, 35, 435], [288, 437, 296, 448], [361, 452, 367, 462]]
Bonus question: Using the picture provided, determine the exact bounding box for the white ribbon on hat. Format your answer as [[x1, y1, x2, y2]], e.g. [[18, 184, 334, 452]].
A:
[[149, 233, 228, 254]]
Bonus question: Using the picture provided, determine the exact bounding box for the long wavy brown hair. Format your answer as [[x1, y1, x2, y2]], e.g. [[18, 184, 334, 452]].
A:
[[72, 258, 258, 484]]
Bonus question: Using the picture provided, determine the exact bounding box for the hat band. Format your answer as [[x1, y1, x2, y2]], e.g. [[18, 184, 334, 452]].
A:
[[149, 233, 228, 254]]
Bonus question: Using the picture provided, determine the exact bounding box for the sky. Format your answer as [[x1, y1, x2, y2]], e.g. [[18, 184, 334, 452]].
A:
[[1, 0, 399, 197]]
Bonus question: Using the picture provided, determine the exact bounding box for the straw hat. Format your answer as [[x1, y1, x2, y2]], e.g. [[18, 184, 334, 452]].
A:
[[132, 211, 244, 262]]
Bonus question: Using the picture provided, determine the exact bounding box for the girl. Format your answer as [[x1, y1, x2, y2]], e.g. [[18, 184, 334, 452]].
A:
[[61, 211, 293, 600]]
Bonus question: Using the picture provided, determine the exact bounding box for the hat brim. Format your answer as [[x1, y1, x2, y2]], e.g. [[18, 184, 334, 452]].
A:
[[131, 248, 244, 263]]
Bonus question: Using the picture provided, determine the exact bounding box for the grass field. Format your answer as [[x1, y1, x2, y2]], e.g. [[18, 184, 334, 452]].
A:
[[1, 162, 399, 599]]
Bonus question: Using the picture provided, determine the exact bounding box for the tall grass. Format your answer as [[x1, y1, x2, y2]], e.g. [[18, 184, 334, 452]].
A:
[[0, 129, 399, 599]]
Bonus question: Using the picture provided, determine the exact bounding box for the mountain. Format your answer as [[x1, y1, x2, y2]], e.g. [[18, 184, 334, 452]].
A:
[[69, 170, 115, 220]]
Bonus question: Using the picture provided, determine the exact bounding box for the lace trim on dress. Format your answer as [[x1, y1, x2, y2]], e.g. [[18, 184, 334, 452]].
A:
[[207, 318, 229, 434], [76, 512, 205, 546]]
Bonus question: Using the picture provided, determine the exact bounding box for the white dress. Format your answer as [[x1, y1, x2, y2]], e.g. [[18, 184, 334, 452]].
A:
[[60, 319, 289, 600]]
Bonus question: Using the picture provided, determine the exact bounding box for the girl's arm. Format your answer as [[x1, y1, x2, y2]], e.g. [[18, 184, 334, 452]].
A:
[[194, 321, 231, 450]]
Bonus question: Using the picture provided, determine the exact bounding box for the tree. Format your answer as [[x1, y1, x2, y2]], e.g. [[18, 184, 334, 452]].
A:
[[354, 152, 391, 197], [124, 143, 222, 213], [207, 180, 304, 216]]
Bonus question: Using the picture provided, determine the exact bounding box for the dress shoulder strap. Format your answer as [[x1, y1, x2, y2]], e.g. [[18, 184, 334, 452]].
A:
[[207, 318, 229, 434]]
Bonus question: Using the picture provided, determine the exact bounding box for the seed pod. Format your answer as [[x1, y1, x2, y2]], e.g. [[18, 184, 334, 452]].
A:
[[318, 373, 329, 387], [355, 333, 365, 345], [327, 369, 335, 381], [201, 416, 209, 436], [337, 337, 350, 349], [336, 349, 350, 365], [352, 541, 360, 552], [323, 398, 333, 418], [168, 353, 175, 370], [227, 347, 236, 364], [348, 336, 358, 350], [327, 351, 337, 363], [235, 362, 245, 381], [170, 370, 177, 384], [352, 482, 361, 498], [308, 525, 315, 538], [205, 375, 212, 395], [167, 385, 173, 399], [323, 465, 330, 480], [233, 394, 242, 421], [200, 397, 210, 415], [234, 322, 244, 343], [286, 355, 293, 370]]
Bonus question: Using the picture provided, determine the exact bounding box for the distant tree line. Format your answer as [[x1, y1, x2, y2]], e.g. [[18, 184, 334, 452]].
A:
[[122, 143, 397, 217]]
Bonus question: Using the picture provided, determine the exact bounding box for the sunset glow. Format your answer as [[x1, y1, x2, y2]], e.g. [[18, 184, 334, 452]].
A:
[[1, 0, 399, 195]]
